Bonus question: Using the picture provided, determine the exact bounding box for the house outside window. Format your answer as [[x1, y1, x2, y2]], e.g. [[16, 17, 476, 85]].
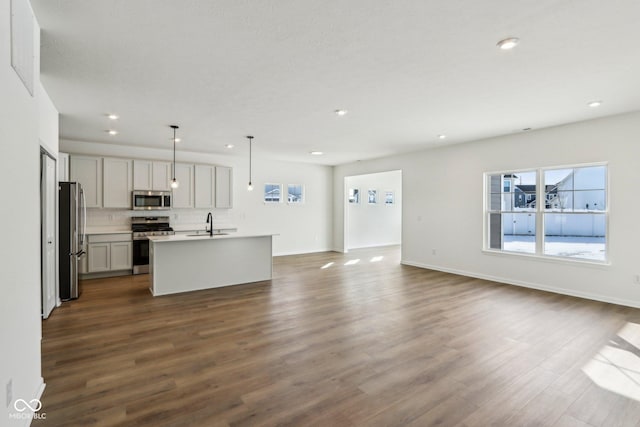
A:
[[486, 164, 607, 262], [287, 184, 304, 203], [264, 183, 282, 203]]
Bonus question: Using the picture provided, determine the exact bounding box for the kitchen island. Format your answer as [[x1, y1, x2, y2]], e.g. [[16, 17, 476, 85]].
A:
[[148, 233, 274, 296]]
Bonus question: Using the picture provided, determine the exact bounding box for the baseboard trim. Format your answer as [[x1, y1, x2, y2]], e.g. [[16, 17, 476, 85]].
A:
[[274, 248, 333, 257], [401, 259, 640, 309], [346, 242, 402, 250]]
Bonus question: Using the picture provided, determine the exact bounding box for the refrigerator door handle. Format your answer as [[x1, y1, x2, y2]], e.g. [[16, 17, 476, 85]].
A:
[[80, 188, 87, 247]]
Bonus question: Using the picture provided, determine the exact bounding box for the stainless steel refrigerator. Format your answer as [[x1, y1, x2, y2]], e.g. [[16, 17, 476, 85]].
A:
[[59, 182, 86, 300]]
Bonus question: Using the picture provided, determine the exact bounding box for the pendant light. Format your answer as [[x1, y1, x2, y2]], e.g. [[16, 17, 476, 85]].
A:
[[170, 125, 179, 189], [246, 135, 254, 191]]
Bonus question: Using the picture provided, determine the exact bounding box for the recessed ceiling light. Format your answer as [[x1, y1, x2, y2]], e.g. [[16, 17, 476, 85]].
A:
[[225, 144, 234, 149], [107, 129, 118, 135], [496, 37, 520, 50], [107, 114, 119, 120], [587, 100, 603, 108], [438, 134, 447, 139], [334, 109, 348, 116], [310, 151, 324, 155]]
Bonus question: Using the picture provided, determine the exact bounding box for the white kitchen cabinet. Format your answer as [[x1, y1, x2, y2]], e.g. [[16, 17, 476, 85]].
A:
[[133, 160, 172, 191], [133, 160, 152, 190], [103, 157, 133, 208], [58, 152, 69, 181], [86, 234, 133, 273], [70, 155, 103, 208], [88, 242, 110, 272], [110, 241, 133, 270], [172, 163, 194, 208], [215, 166, 233, 208], [195, 165, 215, 208], [152, 162, 172, 191]]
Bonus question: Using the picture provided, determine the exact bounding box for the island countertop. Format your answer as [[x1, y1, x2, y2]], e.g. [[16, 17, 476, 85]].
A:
[[149, 233, 274, 296], [148, 232, 276, 243]]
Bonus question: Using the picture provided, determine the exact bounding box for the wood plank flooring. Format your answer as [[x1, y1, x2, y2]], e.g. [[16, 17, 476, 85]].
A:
[[34, 246, 640, 426]]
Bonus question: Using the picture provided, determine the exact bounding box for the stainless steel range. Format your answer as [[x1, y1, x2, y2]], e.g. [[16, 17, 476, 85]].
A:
[[131, 216, 174, 274]]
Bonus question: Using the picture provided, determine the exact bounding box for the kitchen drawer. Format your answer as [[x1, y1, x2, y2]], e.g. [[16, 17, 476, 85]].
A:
[[88, 233, 132, 243]]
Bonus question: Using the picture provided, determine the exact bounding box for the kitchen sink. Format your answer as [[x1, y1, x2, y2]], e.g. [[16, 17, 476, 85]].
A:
[[186, 233, 228, 237]]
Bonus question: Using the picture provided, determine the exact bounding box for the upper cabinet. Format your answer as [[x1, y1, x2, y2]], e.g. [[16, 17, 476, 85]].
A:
[[133, 160, 172, 191], [195, 165, 215, 208], [215, 166, 233, 209], [152, 162, 172, 191], [172, 163, 194, 208], [70, 155, 103, 208], [69, 154, 232, 211], [133, 160, 152, 190], [103, 158, 133, 208]]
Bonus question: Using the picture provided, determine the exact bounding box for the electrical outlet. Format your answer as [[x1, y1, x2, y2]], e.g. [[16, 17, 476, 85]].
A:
[[6, 379, 12, 408], [432, 249, 437, 255], [635, 275, 640, 285]]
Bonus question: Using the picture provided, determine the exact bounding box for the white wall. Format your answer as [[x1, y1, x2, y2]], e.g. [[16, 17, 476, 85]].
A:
[[345, 170, 401, 250], [334, 111, 640, 308], [61, 140, 333, 256], [37, 82, 59, 155], [0, 1, 50, 423]]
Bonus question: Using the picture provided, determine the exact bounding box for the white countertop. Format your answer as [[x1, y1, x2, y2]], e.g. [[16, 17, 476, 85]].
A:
[[86, 228, 132, 235], [172, 224, 237, 232], [149, 232, 276, 243]]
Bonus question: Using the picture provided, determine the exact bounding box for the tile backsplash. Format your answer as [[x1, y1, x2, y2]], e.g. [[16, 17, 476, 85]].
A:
[[87, 208, 236, 231]]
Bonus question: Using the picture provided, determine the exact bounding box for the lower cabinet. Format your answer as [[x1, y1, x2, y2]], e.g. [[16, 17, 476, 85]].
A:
[[86, 234, 132, 274]]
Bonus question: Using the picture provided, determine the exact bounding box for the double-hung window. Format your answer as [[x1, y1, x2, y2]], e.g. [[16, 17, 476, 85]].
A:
[[486, 164, 607, 262]]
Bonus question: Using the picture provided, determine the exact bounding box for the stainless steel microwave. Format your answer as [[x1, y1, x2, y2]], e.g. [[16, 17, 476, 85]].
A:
[[132, 190, 172, 210]]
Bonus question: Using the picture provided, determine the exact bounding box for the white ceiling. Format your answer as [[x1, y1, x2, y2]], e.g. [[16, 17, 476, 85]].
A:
[[31, 0, 640, 166]]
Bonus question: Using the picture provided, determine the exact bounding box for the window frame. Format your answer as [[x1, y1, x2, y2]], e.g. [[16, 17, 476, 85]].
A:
[[263, 183, 283, 204], [483, 162, 609, 265], [286, 184, 305, 204]]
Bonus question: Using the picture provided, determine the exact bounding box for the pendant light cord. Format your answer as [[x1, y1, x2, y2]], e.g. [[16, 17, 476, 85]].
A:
[[173, 127, 176, 180]]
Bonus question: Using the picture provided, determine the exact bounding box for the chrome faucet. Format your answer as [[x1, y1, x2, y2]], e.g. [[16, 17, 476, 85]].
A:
[[206, 212, 213, 236]]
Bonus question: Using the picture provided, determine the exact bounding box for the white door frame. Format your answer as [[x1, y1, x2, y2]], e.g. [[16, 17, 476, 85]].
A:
[[41, 148, 58, 319]]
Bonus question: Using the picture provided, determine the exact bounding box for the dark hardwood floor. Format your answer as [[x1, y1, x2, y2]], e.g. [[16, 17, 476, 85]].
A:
[[34, 246, 640, 426]]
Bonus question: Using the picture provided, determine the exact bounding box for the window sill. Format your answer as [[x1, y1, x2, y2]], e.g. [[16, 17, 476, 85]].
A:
[[482, 248, 611, 269]]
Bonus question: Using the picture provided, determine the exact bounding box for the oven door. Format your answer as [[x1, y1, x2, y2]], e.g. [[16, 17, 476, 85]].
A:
[[132, 238, 150, 274]]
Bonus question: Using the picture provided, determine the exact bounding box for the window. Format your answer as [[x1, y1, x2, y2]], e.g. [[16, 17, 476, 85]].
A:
[[486, 164, 607, 262], [287, 184, 304, 203], [543, 166, 606, 260], [348, 188, 360, 204], [385, 191, 394, 205], [488, 170, 537, 255], [264, 183, 282, 203], [368, 189, 377, 204]]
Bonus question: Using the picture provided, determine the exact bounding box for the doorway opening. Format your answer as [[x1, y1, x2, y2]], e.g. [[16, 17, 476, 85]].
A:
[[344, 170, 402, 252]]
